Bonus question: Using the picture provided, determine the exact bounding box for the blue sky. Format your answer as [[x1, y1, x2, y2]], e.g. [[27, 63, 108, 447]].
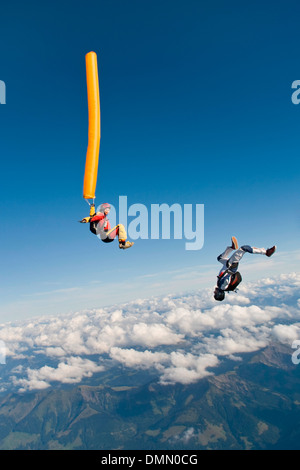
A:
[[0, 0, 299, 321]]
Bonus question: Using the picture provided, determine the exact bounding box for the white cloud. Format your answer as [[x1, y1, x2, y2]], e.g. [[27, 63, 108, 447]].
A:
[[131, 322, 184, 347], [110, 348, 169, 369], [272, 323, 300, 344], [0, 272, 299, 391], [160, 352, 219, 385], [13, 357, 104, 392]]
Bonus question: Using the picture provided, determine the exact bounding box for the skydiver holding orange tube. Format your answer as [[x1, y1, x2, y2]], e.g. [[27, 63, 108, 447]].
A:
[[80, 203, 134, 250]]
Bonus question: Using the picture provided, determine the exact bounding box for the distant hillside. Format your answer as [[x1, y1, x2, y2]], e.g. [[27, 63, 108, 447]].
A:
[[0, 342, 299, 450]]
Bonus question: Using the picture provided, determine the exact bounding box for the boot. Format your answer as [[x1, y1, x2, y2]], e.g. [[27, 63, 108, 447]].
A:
[[231, 236, 239, 250], [119, 241, 134, 250], [266, 245, 276, 257]]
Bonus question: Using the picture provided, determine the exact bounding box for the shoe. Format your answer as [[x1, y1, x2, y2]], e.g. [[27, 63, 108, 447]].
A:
[[119, 241, 134, 250], [266, 245, 276, 257], [231, 236, 239, 250]]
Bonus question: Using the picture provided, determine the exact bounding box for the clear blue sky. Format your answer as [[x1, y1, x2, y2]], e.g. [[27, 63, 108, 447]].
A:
[[0, 0, 299, 321]]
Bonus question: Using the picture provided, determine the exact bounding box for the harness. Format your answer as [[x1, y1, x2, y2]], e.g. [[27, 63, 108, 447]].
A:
[[89, 214, 108, 236], [90, 219, 98, 235], [217, 263, 242, 292]]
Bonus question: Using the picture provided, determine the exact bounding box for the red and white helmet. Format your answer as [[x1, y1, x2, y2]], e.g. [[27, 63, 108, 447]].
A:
[[99, 203, 111, 213]]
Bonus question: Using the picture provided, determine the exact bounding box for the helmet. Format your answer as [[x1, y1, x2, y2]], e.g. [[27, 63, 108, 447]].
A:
[[99, 203, 111, 213], [214, 287, 225, 302]]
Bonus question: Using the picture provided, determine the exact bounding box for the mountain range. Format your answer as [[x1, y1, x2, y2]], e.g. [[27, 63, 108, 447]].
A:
[[0, 342, 299, 450]]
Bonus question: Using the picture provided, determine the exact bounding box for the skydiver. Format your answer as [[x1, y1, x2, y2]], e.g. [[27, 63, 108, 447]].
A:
[[80, 203, 134, 249], [214, 236, 276, 301]]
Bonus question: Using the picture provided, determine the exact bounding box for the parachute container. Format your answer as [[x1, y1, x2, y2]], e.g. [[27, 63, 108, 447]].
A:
[[83, 51, 100, 200]]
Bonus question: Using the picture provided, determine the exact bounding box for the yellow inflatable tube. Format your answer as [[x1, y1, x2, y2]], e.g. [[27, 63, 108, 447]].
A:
[[83, 51, 100, 200]]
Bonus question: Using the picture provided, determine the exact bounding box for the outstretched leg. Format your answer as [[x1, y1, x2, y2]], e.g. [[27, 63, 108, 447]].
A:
[[227, 244, 276, 269], [242, 245, 276, 257]]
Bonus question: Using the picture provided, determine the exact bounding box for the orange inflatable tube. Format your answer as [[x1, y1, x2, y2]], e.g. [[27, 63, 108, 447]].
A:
[[83, 51, 100, 200]]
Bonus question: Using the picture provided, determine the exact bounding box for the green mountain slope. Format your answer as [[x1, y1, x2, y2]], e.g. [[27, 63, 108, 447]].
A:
[[0, 343, 299, 450]]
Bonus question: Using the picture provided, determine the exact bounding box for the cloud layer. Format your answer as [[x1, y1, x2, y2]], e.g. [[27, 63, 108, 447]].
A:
[[0, 273, 299, 392]]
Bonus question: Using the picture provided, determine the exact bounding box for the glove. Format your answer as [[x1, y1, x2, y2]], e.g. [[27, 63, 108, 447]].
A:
[[79, 217, 91, 223]]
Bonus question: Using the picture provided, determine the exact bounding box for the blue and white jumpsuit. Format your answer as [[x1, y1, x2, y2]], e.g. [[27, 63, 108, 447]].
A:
[[217, 245, 267, 291]]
